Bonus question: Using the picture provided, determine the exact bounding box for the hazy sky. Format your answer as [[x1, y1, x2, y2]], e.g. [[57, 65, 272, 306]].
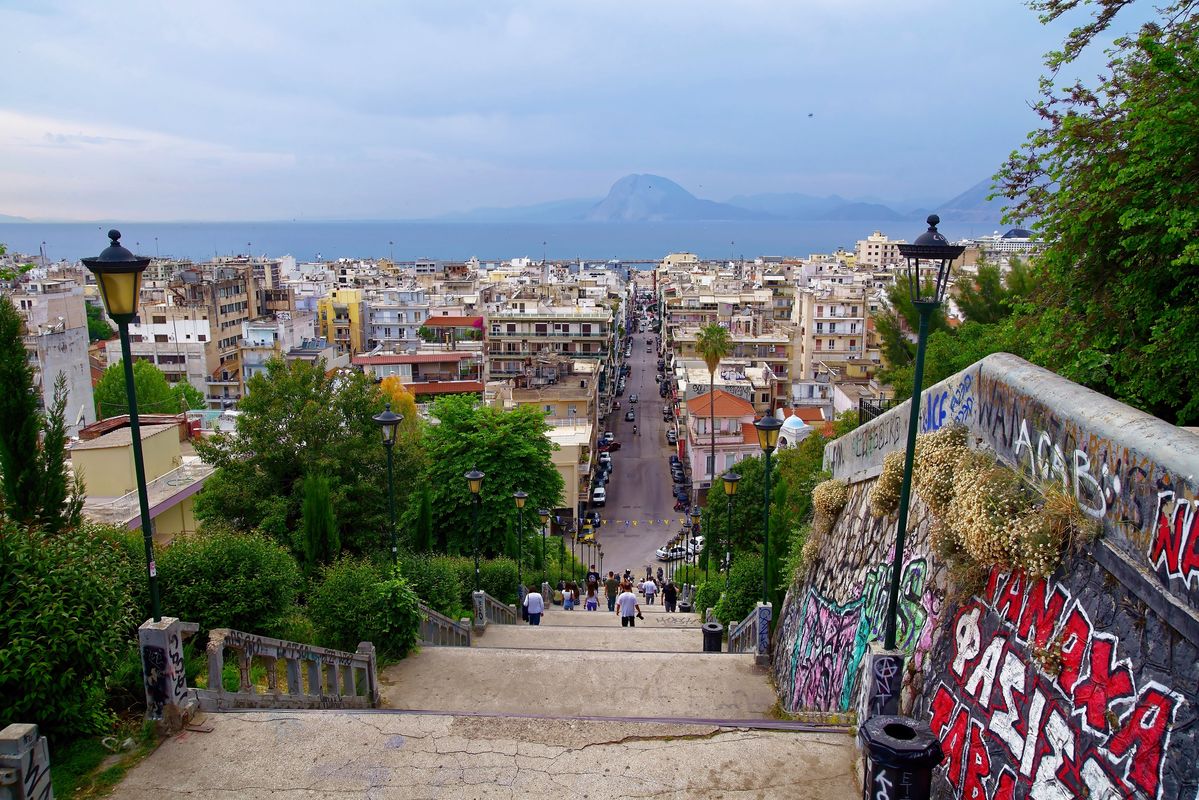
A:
[[0, 0, 1124, 221]]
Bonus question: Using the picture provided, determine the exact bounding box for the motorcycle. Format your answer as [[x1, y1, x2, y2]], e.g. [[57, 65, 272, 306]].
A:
[[673, 500, 686, 512], [632, 425, 638, 435]]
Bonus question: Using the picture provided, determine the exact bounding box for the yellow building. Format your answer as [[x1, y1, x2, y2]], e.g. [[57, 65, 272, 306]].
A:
[[317, 288, 367, 355], [74, 423, 214, 543]]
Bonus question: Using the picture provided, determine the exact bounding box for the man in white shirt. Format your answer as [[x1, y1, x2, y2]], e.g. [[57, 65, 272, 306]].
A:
[[615, 588, 641, 627], [641, 577, 657, 605], [523, 588, 545, 625]]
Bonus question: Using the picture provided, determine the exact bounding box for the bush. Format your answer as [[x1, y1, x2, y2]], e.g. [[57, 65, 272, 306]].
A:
[[0, 523, 134, 737], [265, 610, 318, 644], [478, 558, 519, 605], [694, 580, 723, 616], [400, 555, 464, 616], [714, 553, 762, 626], [157, 527, 303, 634], [674, 564, 702, 586], [308, 558, 421, 659]]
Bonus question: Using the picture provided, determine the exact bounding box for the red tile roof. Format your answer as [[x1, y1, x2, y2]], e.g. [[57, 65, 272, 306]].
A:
[[686, 389, 754, 418], [424, 315, 483, 328], [353, 352, 475, 365], [406, 381, 484, 395], [741, 422, 761, 445], [780, 406, 826, 424]]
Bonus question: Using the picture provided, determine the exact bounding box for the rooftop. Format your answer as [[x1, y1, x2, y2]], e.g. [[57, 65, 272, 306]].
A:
[[71, 423, 177, 451], [686, 389, 755, 418]]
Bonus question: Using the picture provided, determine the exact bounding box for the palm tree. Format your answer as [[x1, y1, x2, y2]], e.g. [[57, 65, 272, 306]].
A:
[[695, 324, 732, 493]]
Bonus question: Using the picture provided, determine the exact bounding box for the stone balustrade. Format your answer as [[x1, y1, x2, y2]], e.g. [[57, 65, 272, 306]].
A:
[[728, 602, 772, 664], [196, 628, 379, 711], [471, 590, 519, 632], [418, 603, 472, 647]]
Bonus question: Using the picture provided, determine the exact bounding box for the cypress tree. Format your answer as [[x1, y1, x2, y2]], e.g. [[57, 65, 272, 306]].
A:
[[301, 473, 339, 568], [415, 483, 434, 553], [0, 294, 45, 526]]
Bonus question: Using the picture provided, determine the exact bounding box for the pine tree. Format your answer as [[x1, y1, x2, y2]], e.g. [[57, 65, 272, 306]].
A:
[[0, 294, 41, 525], [301, 473, 339, 569], [37, 375, 84, 534]]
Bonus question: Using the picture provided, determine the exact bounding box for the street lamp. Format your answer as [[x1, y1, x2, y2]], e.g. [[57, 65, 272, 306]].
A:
[[465, 468, 484, 590], [597, 542, 604, 576], [722, 470, 740, 591], [885, 214, 963, 651], [513, 490, 527, 592], [83, 231, 161, 621], [538, 508, 550, 584], [691, 505, 704, 582], [373, 403, 403, 563], [754, 414, 783, 606]]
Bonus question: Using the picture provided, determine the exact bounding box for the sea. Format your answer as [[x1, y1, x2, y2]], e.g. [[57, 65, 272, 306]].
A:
[[0, 219, 1001, 264]]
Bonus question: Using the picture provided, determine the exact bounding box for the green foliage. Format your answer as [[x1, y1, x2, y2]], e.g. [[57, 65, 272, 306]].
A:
[[417, 325, 436, 342], [195, 358, 417, 555], [399, 554, 464, 616], [479, 558, 520, 605], [38, 375, 85, 534], [0, 522, 134, 738], [997, 1, 1199, 424], [714, 553, 762, 626], [155, 526, 303, 634], [308, 558, 421, 659], [412, 482, 434, 552], [694, 580, 723, 616], [0, 243, 35, 281], [420, 395, 563, 558], [301, 472, 340, 569], [674, 564, 702, 586], [85, 302, 114, 342], [93, 359, 205, 418], [0, 294, 43, 526]]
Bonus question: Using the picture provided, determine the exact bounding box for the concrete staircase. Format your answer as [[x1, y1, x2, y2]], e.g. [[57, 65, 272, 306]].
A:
[[110, 597, 857, 799]]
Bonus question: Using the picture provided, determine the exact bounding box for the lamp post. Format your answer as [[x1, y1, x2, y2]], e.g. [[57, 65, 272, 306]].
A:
[[754, 414, 782, 606], [465, 469, 484, 590], [597, 543, 604, 576], [538, 508, 550, 584], [690, 504, 703, 581], [373, 403, 403, 563], [722, 470, 740, 591], [83, 231, 161, 621], [513, 490, 527, 592], [884, 214, 963, 650]]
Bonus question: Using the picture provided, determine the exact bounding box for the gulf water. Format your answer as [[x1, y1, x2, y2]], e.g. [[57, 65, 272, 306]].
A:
[[0, 219, 999, 264]]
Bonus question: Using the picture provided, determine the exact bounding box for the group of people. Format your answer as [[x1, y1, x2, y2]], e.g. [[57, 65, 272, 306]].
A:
[[520, 564, 681, 626]]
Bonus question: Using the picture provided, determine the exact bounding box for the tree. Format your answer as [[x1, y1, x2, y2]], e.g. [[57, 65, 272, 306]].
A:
[[997, 1, 1199, 424], [412, 482, 434, 552], [696, 323, 732, 485], [85, 303, 114, 342], [379, 375, 421, 441], [0, 296, 83, 532], [419, 395, 563, 558], [301, 472, 339, 569], [194, 358, 418, 555], [0, 243, 34, 282], [94, 359, 205, 418], [954, 257, 1032, 325]]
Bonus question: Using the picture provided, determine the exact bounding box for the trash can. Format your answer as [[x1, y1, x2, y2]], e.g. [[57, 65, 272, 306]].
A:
[[702, 622, 723, 653], [858, 715, 943, 800]]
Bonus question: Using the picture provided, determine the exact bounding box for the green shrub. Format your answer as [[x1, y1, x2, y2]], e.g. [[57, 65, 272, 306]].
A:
[[714, 553, 762, 625], [674, 564, 702, 586], [265, 609, 317, 644], [308, 558, 421, 659], [400, 555, 463, 615], [0, 523, 134, 737], [478, 558, 519, 605], [694, 581, 723, 616], [157, 527, 303, 634]]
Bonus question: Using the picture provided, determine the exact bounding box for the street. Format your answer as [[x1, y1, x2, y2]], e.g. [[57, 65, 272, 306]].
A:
[[588, 286, 687, 580]]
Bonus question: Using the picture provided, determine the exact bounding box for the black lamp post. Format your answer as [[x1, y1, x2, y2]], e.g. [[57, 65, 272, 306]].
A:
[[465, 468, 484, 590], [373, 403, 403, 563], [538, 508, 550, 585], [82, 231, 160, 621], [884, 215, 963, 650], [754, 414, 783, 606], [513, 490, 527, 592], [722, 470, 740, 591], [597, 543, 604, 576], [691, 505, 704, 581]]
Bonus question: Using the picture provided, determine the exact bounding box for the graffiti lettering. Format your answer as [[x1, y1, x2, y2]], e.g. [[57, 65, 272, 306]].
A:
[[1150, 491, 1199, 589]]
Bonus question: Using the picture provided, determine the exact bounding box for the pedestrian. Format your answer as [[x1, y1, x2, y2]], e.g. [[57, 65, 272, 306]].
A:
[[604, 571, 620, 612], [519, 583, 529, 621], [586, 564, 601, 586], [645, 565, 653, 581], [523, 585, 545, 625], [585, 584, 599, 611], [563, 582, 575, 611], [615, 585, 642, 628], [642, 576, 657, 605], [663, 580, 678, 613], [656, 566, 664, 585]]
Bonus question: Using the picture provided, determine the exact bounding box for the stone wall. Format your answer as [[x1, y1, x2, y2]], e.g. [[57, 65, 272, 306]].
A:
[[772, 353, 1199, 800]]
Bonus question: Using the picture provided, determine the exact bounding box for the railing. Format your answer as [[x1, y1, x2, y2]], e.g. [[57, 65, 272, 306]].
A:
[[859, 397, 896, 426], [418, 603, 472, 647], [82, 459, 215, 527], [728, 602, 772, 663], [196, 628, 379, 711], [471, 590, 518, 631]]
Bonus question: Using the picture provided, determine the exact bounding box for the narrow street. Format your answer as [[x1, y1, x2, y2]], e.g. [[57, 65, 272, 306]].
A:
[[589, 290, 687, 580]]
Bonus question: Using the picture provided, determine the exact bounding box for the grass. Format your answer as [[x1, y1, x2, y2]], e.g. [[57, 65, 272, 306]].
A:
[[49, 720, 159, 800]]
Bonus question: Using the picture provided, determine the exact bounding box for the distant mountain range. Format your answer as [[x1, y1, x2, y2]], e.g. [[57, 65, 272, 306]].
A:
[[0, 213, 29, 223], [439, 173, 1010, 224]]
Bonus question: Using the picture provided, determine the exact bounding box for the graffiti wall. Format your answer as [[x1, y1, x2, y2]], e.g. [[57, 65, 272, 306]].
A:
[[774, 354, 1199, 799]]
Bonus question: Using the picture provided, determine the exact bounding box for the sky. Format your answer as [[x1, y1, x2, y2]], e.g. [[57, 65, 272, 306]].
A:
[[0, 0, 1127, 221]]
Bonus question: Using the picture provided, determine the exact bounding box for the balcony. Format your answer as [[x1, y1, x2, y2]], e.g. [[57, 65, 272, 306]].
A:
[[82, 459, 215, 531]]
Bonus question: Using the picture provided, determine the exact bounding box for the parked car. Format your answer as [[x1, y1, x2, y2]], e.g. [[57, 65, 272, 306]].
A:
[[629, 393, 638, 404], [625, 410, 636, 422], [666, 429, 677, 445], [598, 452, 612, 468], [669, 455, 681, 466], [592, 487, 607, 506], [601, 431, 615, 445], [598, 440, 621, 452], [657, 359, 666, 369], [655, 545, 688, 562]]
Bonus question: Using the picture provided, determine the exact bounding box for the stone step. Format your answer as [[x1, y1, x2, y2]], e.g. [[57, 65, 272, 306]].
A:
[[110, 710, 857, 799], [520, 606, 702, 628], [380, 646, 773, 720], [475, 624, 715, 652]]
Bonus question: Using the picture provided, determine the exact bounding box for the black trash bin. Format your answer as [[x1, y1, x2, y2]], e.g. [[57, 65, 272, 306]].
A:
[[701, 622, 723, 652], [858, 715, 943, 800]]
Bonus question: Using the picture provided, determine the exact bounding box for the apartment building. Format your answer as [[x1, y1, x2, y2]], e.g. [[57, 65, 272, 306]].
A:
[[364, 286, 429, 352], [485, 301, 615, 392], [239, 311, 316, 394], [316, 288, 367, 355], [352, 351, 484, 399], [854, 231, 907, 268], [683, 389, 760, 494]]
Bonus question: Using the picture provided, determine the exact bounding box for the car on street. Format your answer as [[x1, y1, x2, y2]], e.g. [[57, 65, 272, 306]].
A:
[[669, 455, 680, 465], [598, 452, 612, 468], [598, 440, 621, 452], [629, 394, 638, 404], [655, 545, 689, 561], [625, 410, 635, 422], [601, 432, 615, 445], [592, 487, 606, 506]]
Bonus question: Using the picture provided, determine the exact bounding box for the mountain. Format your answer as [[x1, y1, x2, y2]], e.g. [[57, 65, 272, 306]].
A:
[[0, 212, 29, 223], [584, 174, 770, 222], [436, 197, 598, 223], [932, 178, 1014, 225], [818, 202, 907, 222], [726, 191, 848, 219]]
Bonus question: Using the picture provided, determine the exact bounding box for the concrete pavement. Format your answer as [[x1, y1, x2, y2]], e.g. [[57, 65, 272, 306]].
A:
[[110, 711, 857, 799]]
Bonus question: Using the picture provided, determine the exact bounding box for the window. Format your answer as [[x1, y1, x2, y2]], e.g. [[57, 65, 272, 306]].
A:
[[705, 454, 714, 477], [152, 315, 166, 324], [198, 335, 207, 342], [154, 334, 169, 343]]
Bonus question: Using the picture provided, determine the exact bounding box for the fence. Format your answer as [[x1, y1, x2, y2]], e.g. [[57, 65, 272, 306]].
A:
[[728, 602, 772, 664], [418, 603, 472, 647]]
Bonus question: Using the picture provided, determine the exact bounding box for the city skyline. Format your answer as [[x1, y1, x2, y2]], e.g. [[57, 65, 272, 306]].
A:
[[0, 0, 1130, 221]]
